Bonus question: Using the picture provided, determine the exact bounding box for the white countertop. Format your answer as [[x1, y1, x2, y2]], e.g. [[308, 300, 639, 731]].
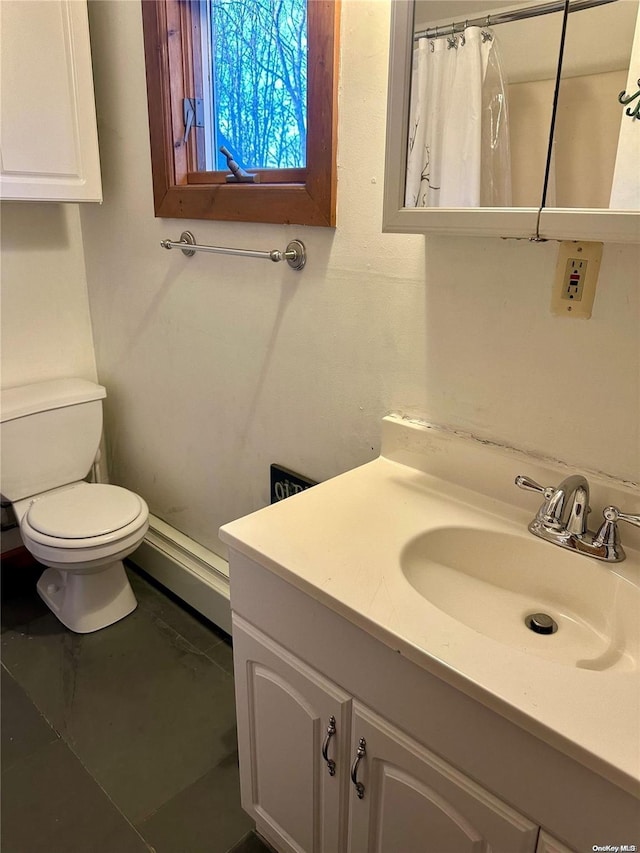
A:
[[220, 416, 640, 798]]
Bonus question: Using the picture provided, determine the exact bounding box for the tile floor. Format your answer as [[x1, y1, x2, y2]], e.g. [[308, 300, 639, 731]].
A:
[[1, 557, 273, 853]]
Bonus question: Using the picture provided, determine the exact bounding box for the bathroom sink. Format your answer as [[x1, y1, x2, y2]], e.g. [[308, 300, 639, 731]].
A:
[[401, 527, 639, 671], [222, 416, 640, 795]]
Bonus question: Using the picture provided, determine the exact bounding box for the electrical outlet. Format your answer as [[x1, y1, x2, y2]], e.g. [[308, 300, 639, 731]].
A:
[[562, 257, 586, 301], [551, 241, 603, 318]]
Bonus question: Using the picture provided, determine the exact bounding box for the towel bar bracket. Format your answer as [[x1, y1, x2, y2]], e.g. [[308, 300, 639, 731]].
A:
[[281, 239, 306, 271]]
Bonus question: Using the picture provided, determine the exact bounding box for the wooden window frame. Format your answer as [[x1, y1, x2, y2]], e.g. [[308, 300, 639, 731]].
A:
[[141, 0, 340, 226]]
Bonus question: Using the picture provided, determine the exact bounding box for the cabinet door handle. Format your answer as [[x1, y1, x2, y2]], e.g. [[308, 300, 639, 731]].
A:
[[322, 715, 337, 776], [350, 736, 366, 799]]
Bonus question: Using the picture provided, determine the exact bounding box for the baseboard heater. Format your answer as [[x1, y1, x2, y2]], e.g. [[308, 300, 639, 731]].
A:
[[129, 514, 231, 634]]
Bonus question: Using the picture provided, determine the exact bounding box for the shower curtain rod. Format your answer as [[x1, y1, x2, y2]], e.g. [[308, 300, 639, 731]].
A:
[[414, 0, 617, 40]]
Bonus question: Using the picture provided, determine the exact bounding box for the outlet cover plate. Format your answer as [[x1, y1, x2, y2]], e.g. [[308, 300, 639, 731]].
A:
[[551, 241, 603, 319]]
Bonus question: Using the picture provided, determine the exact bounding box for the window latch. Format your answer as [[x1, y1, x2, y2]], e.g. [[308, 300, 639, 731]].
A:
[[182, 98, 204, 144]]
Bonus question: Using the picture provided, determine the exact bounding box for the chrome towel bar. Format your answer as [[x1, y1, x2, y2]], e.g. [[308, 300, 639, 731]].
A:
[[160, 231, 306, 271]]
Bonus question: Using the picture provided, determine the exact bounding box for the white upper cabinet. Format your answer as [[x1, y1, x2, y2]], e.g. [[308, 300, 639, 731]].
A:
[[0, 0, 102, 202]]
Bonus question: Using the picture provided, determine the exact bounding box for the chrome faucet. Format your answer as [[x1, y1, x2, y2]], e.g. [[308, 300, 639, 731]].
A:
[[539, 473, 590, 536], [516, 473, 640, 562]]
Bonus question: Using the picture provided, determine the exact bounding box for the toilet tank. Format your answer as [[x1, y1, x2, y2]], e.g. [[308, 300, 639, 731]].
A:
[[0, 378, 107, 502]]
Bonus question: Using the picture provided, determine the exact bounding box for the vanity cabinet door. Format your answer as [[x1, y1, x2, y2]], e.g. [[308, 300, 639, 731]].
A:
[[0, 0, 101, 202], [347, 702, 539, 853], [232, 616, 351, 853], [536, 832, 577, 853]]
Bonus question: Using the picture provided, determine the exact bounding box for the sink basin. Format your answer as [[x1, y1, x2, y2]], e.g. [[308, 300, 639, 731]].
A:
[[401, 527, 639, 671]]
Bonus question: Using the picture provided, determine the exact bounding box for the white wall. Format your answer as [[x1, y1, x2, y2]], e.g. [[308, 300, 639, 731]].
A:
[[80, 0, 639, 560], [0, 202, 97, 388]]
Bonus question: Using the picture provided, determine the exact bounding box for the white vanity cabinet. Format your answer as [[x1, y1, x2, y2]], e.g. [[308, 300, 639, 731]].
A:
[[233, 616, 538, 853], [227, 547, 640, 853], [0, 0, 102, 202]]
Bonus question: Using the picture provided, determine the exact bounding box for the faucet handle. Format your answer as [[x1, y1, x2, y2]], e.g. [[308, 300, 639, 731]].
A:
[[602, 505, 640, 528], [592, 505, 640, 555], [515, 475, 556, 500]]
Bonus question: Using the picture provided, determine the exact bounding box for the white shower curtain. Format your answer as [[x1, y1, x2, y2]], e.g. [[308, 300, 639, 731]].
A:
[[406, 27, 512, 208]]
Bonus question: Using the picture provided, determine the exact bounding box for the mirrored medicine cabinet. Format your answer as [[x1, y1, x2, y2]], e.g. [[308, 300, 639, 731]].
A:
[[383, 0, 640, 242]]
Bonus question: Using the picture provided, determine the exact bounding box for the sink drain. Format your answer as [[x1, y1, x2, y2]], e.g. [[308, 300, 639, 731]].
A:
[[525, 613, 558, 635]]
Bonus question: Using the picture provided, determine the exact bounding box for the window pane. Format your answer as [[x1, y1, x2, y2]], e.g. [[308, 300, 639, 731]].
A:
[[210, 0, 307, 170]]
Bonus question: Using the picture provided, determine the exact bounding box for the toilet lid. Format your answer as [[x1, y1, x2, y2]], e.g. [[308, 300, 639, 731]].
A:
[[26, 483, 143, 539]]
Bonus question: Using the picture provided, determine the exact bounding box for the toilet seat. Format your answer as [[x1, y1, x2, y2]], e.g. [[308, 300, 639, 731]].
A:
[[21, 482, 148, 552], [27, 482, 142, 539]]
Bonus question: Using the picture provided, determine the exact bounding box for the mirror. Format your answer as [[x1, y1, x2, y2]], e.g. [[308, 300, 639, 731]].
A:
[[383, 0, 640, 241], [410, 0, 566, 209], [551, 0, 639, 208]]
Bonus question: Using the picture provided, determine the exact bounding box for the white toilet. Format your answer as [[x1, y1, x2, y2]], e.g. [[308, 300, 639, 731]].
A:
[[0, 378, 149, 633]]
